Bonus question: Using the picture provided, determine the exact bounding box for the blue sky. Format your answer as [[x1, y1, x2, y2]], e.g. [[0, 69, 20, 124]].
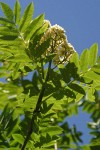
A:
[[0, 0, 100, 145]]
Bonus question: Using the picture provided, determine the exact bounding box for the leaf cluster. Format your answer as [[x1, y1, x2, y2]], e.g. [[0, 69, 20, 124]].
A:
[[0, 0, 100, 150]]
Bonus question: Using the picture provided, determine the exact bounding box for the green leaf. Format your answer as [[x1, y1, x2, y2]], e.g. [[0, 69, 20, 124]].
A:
[[0, 108, 14, 131], [60, 63, 78, 83], [0, 104, 8, 124], [91, 64, 100, 73], [32, 21, 48, 40], [53, 99, 65, 110], [89, 43, 98, 67], [86, 87, 95, 102], [80, 49, 89, 72], [0, 38, 24, 46], [10, 63, 21, 80], [12, 134, 24, 144], [0, 2, 14, 21], [68, 104, 78, 116], [91, 138, 100, 146], [30, 22, 48, 48], [34, 38, 50, 58], [40, 126, 63, 136], [97, 56, 100, 64], [75, 92, 84, 102], [84, 70, 100, 82], [93, 80, 100, 88], [8, 54, 32, 63], [68, 83, 85, 95], [0, 26, 18, 36], [49, 70, 61, 87], [20, 96, 38, 111], [6, 118, 19, 137], [42, 140, 56, 148], [14, 0, 21, 24], [19, 2, 34, 32], [95, 85, 100, 90], [0, 17, 15, 26], [24, 14, 44, 40], [39, 134, 57, 148], [65, 88, 76, 99], [70, 52, 80, 72], [81, 145, 91, 150]]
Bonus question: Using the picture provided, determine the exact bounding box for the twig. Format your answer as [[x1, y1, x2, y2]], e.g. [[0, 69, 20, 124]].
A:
[[21, 61, 52, 150]]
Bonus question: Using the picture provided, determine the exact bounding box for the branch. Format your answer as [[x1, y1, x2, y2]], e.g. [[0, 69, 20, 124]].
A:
[[21, 61, 52, 150]]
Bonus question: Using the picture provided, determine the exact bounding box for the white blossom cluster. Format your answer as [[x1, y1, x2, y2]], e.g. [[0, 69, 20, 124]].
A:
[[38, 21, 76, 64]]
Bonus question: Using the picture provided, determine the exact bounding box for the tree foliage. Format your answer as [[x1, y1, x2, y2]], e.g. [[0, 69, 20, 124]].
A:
[[0, 1, 100, 149]]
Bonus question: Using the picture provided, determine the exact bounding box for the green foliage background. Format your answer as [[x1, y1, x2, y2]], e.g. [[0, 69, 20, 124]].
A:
[[0, 1, 100, 149]]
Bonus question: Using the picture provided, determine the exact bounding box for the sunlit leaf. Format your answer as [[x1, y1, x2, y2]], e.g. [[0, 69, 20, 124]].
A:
[[80, 49, 89, 72], [8, 54, 32, 63], [0, 38, 24, 46], [19, 2, 34, 32], [97, 56, 100, 64], [81, 145, 91, 150], [84, 70, 100, 82], [75, 92, 84, 102], [0, 26, 18, 36], [95, 85, 100, 90], [14, 0, 21, 24], [89, 43, 98, 67], [91, 64, 100, 73], [0, 17, 15, 26], [68, 104, 78, 116], [24, 14, 44, 40], [19, 96, 38, 111], [0, 2, 14, 21], [86, 87, 95, 102], [40, 126, 63, 136], [12, 134, 24, 144]]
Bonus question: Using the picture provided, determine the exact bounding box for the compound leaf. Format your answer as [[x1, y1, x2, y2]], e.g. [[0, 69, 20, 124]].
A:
[[19, 2, 34, 32]]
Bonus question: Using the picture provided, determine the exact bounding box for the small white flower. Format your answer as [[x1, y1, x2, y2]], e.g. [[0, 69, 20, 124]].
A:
[[37, 23, 75, 64]]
